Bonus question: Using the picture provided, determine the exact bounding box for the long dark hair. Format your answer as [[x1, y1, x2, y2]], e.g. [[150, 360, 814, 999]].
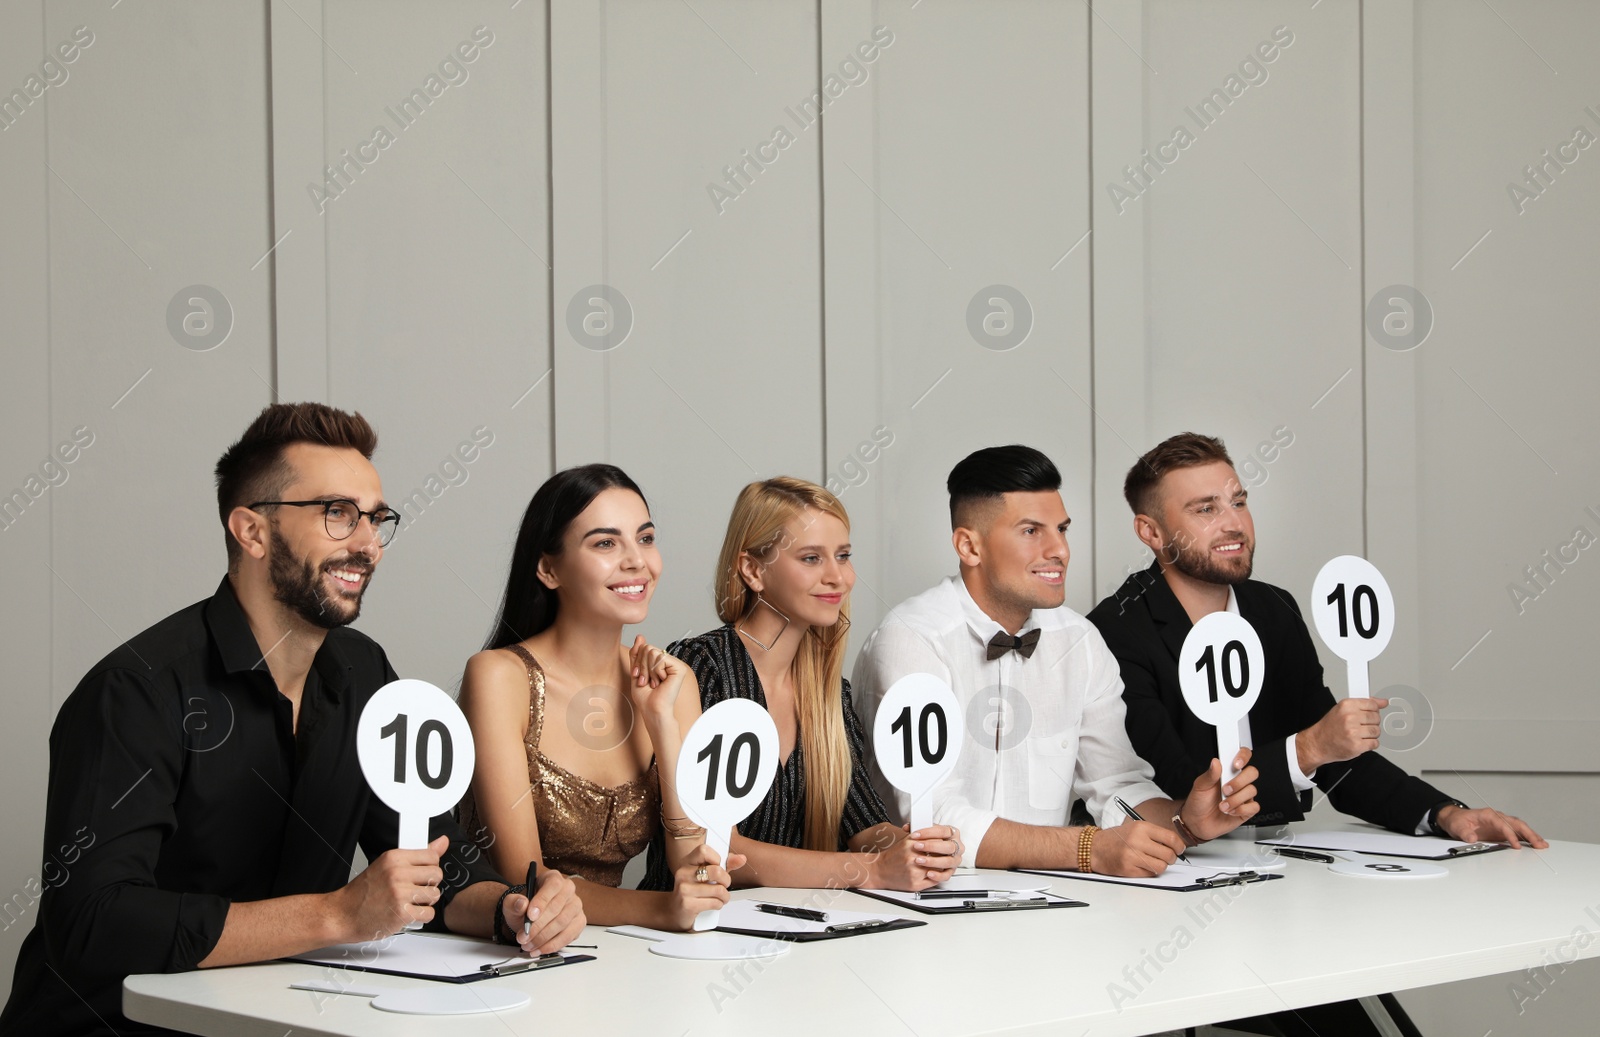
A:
[[484, 464, 649, 650]]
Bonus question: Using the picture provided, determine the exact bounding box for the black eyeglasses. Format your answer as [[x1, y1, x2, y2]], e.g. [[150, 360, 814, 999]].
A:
[[249, 499, 400, 547]]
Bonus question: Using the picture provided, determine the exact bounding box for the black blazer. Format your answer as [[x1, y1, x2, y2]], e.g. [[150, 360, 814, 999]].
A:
[[1087, 564, 1446, 832]]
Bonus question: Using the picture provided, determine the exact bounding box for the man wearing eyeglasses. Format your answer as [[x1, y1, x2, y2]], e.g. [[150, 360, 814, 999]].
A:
[[1, 403, 585, 1037]]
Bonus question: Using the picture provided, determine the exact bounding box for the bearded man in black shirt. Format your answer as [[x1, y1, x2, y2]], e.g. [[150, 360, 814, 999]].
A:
[[1, 403, 584, 1037]]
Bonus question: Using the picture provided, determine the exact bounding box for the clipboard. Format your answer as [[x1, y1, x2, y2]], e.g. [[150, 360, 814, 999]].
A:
[[712, 899, 925, 942], [285, 931, 595, 984], [1256, 829, 1508, 861], [851, 887, 1086, 915], [1017, 863, 1284, 892]]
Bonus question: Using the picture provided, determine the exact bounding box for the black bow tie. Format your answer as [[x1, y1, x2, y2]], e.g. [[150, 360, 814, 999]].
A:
[[986, 629, 1041, 661]]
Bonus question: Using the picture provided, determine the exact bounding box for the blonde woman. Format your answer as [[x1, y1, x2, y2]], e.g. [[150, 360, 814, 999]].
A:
[[641, 477, 962, 891], [457, 464, 743, 930]]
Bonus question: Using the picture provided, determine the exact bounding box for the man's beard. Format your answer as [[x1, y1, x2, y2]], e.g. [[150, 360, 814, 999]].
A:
[[269, 527, 370, 629], [1167, 535, 1254, 586]]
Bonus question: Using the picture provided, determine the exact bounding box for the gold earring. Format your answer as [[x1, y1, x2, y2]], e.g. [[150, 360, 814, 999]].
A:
[[816, 613, 851, 649], [738, 595, 791, 651]]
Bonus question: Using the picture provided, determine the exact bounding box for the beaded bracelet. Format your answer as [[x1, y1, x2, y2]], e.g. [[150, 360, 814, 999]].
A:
[[1077, 825, 1098, 873], [492, 882, 530, 945]]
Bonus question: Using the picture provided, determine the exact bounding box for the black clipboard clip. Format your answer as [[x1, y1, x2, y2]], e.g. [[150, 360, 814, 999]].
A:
[[825, 919, 896, 934], [1194, 871, 1260, 888], [1445, 842, 1498, 856], [964, 898, 1052, 911], [478, 952, 568, 977]]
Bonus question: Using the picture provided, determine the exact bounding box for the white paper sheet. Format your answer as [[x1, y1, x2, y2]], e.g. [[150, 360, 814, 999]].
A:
[[1178, 844, 1287, 872], [931, 872, 1052, 892], [864, 888, 1077, 909], [287, 932, 552, 980], [1021, 863, 1266, 889], [716, 899, 906, 935]]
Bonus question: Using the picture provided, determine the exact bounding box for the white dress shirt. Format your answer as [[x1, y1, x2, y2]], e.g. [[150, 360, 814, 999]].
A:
[[852, 575, 1166, 867]]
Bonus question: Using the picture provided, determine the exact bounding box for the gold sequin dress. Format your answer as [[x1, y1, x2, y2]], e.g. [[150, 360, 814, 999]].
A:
[[458, 644, 659, 887]]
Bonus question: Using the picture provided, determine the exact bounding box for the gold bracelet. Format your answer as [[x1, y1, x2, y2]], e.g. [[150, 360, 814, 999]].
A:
[[1077, 825, 1098, 873], [661, 815, 706, 841]]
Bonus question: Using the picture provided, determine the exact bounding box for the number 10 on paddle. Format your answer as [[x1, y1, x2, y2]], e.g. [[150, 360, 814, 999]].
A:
[[1310, 555, 1395, 699], [872, 674, 963, 832], [1177, 613, 1263, 785], [675, 699, 779, 931], [356, 680, 478, 928]]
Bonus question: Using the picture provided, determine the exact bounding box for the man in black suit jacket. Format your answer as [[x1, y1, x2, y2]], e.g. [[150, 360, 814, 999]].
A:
[[1088, 432, 1545, 1037], [1095, 560, 1446, 829], [1088, 432, 1544, 843]]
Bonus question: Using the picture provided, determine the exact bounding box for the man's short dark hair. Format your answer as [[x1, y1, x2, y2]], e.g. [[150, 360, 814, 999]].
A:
[[214, 403, 378, 564], [946, 445, 1061, 528], [1123, 432, 1234, 518]]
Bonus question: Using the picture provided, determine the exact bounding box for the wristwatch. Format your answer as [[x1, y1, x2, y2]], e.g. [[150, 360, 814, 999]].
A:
[[1425, 799, 1468, 836]]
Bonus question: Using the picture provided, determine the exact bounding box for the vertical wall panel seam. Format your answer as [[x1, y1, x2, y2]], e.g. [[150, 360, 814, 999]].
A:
[[264, 0, 280, 403], [1085, 0, 1098, 599], [600, 0, 611, 459], [544, 0, 557, 474], [816, 0, 828, 482], [320, 5, 332, 402], [43, 0, 56, 711], [1358, 0, 1369, 557]]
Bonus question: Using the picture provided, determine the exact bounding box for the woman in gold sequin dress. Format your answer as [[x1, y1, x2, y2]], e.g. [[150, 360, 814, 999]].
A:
[[457, 464, 745, 929]]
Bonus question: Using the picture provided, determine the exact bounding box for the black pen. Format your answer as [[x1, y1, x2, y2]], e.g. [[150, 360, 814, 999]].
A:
[[916, 889, 1007, 900], [1271, 847, 1336, 864], [755, 902, 827, 922], [1115, 796, 1190, 864], [522, 861, 538, 939]]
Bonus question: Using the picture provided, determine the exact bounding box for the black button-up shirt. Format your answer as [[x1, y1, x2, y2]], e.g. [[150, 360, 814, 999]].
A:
[[0, 578, 501, 1036]]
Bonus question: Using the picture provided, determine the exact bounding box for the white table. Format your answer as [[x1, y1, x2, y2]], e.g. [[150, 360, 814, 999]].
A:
[[125, 831, 1600, 1036]]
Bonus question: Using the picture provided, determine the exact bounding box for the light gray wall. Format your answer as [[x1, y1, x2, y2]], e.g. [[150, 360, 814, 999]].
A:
[[314, 0, 556, 690], [2, 1, 1597, 1031], [1, 0, 56, 1003], [3, 0, 279, 994], [824, 0, 1097, 655], [550, 0, 827, 649]]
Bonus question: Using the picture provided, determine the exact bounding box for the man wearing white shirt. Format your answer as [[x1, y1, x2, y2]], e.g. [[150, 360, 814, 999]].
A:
[[853, 445, 1259, 877]]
